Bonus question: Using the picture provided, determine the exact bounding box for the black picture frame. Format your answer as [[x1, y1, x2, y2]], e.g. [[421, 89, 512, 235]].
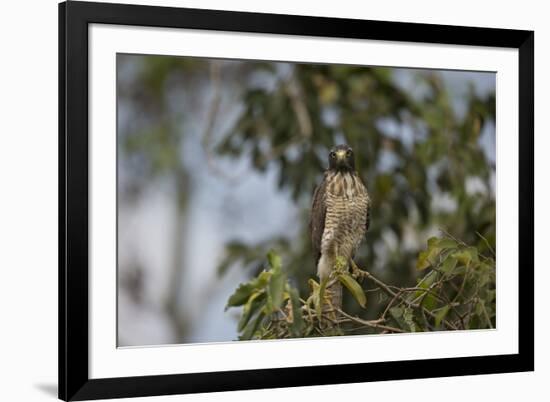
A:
[[59, 1, 534, 400]]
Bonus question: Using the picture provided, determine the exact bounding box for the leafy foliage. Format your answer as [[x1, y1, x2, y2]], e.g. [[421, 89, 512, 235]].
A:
[[338, 272, 367, 309], [226, 250, 304, 340], [227, 234, 495, 339], [385, 233, 496, 332]]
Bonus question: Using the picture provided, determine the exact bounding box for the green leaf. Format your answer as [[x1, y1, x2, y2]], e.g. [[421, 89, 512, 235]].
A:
[[226, 271, 271, 309], [440, 256, 458, 274], [267, 267, 286, 313], [238, 291, 266, 331], [288, 286, 305, 337], [435, 305, 450, 328], [452, 246, 479, 267], [479, 261, 495, 273], [466, 246, 480, 264], [421, 293, 438, 311], [240, 311, 264, 340], [417, 237, 458, 271], [338, 273, 367, 308], [309, 279, 323, 319], [263, 250, 286, 313], [390, 306, 403, 319], [412, 271, 439, 308], [478, 264, 495, 287], [267, 250, 282, 272], [427, 237, 439, 248], [435, 238, 458, 250], [403, 307, 417, 332], [416, 250, 430, 270], [418, 270, 438, 289], [417, 237, 443, 270], [416, 249, 436, 270], [451, 250, 470, 266]]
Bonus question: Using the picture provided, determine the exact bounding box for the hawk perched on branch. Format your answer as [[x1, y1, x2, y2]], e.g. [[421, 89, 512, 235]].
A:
[[309, 144, 370, 307]]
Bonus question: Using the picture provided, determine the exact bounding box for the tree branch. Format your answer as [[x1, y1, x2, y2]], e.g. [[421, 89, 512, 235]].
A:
[[337, 310, 404, 333], [350, 260, 459, 330]]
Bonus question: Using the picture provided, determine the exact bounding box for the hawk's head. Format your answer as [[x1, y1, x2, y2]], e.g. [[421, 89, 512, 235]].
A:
[[328, 144, 355, 172]]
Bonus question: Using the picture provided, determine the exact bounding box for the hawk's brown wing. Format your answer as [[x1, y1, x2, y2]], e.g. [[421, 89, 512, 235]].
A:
[[309, 175, 327, 265]]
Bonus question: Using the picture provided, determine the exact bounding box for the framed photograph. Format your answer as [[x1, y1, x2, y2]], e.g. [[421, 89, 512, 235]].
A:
[[59, 1, 534, 400]]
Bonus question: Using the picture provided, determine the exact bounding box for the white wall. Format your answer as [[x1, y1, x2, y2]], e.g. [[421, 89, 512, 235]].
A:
[[0, 0, 545, 401]]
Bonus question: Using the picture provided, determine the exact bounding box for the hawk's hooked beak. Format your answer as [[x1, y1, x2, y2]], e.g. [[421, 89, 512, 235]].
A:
[[335, 149, 347, 162]]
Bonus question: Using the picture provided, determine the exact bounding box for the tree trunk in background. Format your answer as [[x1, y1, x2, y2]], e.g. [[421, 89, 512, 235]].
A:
[[164, 168, 191, 343]]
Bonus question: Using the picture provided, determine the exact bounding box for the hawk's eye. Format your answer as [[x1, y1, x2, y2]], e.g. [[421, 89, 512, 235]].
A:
[[346, 149, 353, 156], [330, 152, 336, 159]]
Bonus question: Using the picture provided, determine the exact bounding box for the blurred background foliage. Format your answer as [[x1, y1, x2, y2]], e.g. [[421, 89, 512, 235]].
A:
[[117, 53, 495, 345]]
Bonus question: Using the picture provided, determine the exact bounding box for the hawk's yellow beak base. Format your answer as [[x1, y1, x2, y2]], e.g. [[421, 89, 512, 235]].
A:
[[335, 149, 347, 161]]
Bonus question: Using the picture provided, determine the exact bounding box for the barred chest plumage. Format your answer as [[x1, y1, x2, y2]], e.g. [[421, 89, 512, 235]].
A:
[[318, 171, 369, 278]]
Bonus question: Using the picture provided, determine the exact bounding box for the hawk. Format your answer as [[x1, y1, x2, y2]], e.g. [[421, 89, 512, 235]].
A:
[[309, 144, 370, 308]]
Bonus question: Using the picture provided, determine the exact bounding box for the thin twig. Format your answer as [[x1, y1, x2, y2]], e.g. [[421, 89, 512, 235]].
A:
[[337, 310, 404, 333], [381, 289, 406, 320], [475, 231, 496, 257], [350, 260, 459, 330]]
